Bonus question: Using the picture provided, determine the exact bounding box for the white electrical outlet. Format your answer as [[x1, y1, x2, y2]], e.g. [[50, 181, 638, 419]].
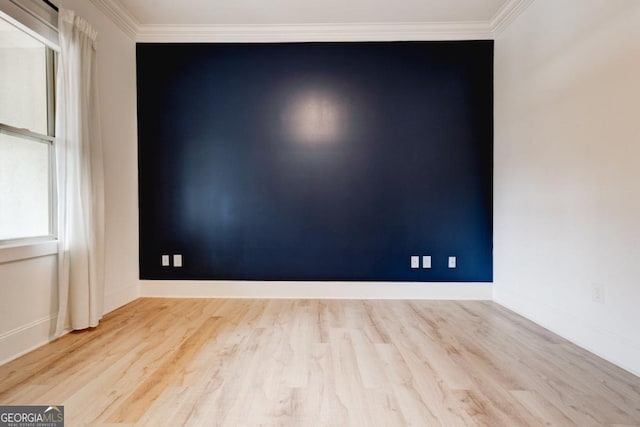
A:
[[410, 256, 420, 269], [422, 256, 431, 269], [592, 286, 605, 304], [161, 255, 170, 266], [448, 256, 457, 268], [173, 254, 183, 268]]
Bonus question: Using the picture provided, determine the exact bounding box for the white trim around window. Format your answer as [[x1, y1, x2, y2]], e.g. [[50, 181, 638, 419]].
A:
[[0, 239, 58, 264]]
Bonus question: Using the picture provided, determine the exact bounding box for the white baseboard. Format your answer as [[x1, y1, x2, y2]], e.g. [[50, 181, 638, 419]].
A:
[[0, 314, 68, 366], [103, 284, 140, 314], [140, 280, 492, 300], [494, 289, 640, 378], [0, 284, 137, 367]]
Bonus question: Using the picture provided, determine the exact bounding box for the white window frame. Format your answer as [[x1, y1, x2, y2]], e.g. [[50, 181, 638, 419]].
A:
[[0, 2, 59, 260]]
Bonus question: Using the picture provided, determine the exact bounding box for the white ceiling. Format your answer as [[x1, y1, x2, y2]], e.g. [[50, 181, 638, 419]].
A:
[[88, 0, 534, 41], [116, 0, 511, 26]]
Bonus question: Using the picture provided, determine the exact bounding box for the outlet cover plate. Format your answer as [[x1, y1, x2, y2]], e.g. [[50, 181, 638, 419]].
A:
[[410, 256, 419, 269], [448, 256, 457, 268], [422, 256, 431, 269], [173, 254, 183, 268]]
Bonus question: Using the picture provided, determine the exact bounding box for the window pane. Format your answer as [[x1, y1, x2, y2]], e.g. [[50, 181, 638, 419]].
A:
[[0, 132, 50, 240], [0, 18, 48, 134]]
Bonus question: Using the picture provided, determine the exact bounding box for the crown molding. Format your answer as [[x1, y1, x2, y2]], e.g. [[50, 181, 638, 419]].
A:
[[88, 0, 138, 39], [136, 22, 493, 43], [490, 0, 535, 36], [87, 0, 534, 42]]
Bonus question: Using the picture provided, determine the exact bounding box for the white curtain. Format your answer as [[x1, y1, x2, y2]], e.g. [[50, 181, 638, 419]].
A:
[[55, 9, 105, 336]]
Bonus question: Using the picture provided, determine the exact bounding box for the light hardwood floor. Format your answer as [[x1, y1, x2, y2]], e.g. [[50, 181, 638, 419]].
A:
[[0, 298, 638, 426]]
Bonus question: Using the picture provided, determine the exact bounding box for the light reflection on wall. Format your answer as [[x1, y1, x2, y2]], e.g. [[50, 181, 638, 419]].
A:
[[283, 89, 346, 145]]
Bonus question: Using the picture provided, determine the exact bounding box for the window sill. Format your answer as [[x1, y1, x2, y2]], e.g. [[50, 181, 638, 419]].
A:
[[0, 239, 58, 264]]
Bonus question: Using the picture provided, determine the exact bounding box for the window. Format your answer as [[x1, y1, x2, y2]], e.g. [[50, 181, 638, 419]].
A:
[[0, 16, 56, 242]]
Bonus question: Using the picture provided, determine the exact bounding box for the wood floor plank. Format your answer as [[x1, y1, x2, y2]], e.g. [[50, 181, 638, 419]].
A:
[[0, 298, 639, 426], [450, 302, 639, 425], [510, 390, 580, 427]]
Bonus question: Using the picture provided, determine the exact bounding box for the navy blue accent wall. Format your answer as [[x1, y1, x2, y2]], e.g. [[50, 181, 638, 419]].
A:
[[137, 41, 493, 282]]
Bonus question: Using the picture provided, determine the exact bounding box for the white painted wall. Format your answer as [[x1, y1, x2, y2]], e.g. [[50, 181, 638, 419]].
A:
[[494, 0, 640, 376], [0, 0, 138, 364], [0, 249, 57, 364]]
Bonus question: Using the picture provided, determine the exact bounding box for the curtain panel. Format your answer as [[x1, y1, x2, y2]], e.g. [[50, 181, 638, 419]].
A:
[[55, 9, 104, 335]]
